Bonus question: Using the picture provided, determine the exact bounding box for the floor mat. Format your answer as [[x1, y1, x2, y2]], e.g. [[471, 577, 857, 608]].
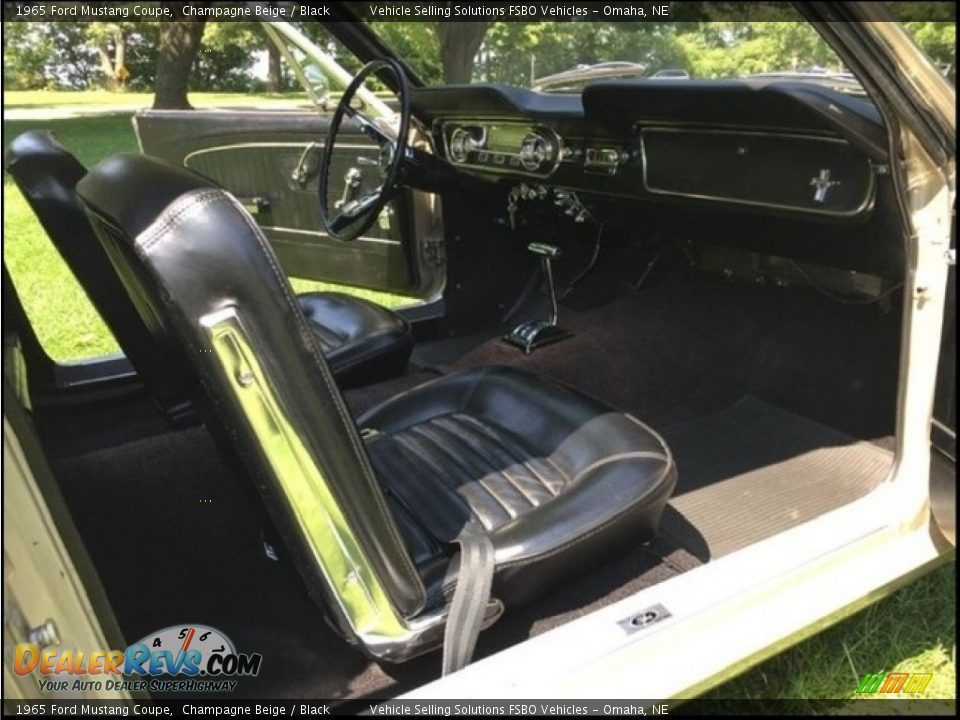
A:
[[658, 396, 893, 559]]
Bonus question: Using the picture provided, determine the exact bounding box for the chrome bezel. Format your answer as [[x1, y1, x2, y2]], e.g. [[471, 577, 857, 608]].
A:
[[437, 119, 563, 178]]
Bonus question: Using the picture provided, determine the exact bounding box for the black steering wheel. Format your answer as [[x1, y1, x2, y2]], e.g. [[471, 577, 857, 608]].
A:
[[318, 59, 410, 242]]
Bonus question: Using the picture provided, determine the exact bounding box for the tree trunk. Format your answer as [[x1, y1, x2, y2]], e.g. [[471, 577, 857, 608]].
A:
[[434, 22, 490, 84], [114, 30, 126, 70], [96, 43, 116, 89], [153, 20, 206, 109], [266, 43, 282, 93], [114, 29, 128, 88]]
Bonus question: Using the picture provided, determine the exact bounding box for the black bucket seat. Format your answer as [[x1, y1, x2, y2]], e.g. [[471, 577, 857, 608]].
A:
[[72, 151, 677, 665]]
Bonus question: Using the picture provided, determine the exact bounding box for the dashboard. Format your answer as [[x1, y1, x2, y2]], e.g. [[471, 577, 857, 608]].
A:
[[414, 80, 888, 220]]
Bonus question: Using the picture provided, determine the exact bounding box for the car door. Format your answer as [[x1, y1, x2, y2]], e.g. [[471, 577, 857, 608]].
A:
[[930, 226, 955, 545], [133, 108, 443, 300]]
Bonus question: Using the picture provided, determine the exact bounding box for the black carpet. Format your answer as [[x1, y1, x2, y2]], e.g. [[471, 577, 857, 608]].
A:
[[449, 267, 902, 439], [51, 396, 891, 699], [343, 369, 440, 417], [53, 428, 379, 700]]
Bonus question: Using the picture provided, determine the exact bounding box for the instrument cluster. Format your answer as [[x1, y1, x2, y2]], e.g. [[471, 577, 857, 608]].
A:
[[441, 121, 562, 177]]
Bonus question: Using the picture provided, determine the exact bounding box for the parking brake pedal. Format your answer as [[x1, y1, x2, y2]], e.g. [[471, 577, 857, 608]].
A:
[[504, 242, 572, 354]]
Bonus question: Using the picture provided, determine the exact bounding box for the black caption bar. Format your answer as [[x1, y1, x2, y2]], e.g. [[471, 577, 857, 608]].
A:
[[2, 698, 958, 716], [2, 1, 956, 23]]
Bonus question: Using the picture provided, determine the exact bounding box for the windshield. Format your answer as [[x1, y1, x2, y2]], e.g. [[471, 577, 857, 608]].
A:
[[362, 4, 954, 94], [369, 19, 854, 92]]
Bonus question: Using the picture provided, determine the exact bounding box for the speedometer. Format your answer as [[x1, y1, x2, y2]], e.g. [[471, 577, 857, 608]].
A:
[[520, 133, 554, 172], [448, 128, 475, 163]]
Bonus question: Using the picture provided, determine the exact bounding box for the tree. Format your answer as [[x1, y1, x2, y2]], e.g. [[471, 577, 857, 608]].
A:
[[55, 23, 103, 89], [433, 22, 490, 83], [193, 22, 260, 92], [266, 44, 282, 92], [3, 23, 56, 89], [153, 20, 206, 109], [86, 23, 135, 90], [374, 22, 442, 83]]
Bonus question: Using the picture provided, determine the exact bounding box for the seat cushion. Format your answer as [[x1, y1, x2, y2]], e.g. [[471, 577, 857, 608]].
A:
[[358, 366, 677, 608], [298, 292, 412, 388]]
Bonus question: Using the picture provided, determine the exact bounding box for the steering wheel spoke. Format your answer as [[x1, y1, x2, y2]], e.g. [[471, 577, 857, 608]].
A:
[[345, 106, 396, 146], [318, 59, 410, 242], [332, 184, 402, 233], [327, 209, 358, 235], [341, 186, 385, 219]]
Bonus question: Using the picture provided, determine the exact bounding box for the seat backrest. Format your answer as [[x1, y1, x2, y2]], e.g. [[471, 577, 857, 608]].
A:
[[3, 131, 194, 422], [75, 153, 427, 639]]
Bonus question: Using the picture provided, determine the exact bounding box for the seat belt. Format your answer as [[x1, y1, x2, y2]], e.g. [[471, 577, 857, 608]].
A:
[[441, 520, 495, 676]]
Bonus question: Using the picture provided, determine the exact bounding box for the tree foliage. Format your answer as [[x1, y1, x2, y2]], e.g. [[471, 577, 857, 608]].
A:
[[4, 23, 58, 90], [193, 22, 264, 91]]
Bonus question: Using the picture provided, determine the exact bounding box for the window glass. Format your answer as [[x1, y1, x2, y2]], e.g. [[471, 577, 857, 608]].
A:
[[369, 9, 855, 93], [367, 3, 954, 94]]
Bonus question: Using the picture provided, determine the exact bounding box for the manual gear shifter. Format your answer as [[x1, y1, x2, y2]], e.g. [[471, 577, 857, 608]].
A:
[[504, 242, 572, 354]]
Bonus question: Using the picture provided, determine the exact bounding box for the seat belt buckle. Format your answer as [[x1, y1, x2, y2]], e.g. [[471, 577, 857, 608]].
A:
[[359, 427, 382, 441]]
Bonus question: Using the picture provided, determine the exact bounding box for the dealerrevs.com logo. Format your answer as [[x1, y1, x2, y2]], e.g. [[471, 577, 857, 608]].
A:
[[14, 624, 262, 694]]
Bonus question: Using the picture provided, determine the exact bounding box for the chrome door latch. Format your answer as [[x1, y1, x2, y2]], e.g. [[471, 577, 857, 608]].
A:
[[291, 142, 322, 188], [334, 168, 363, 210], [28, 619, 61, 648]]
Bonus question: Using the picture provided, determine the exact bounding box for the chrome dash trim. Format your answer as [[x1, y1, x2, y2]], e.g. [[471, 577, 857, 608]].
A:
[[437, 119, 563, 178]]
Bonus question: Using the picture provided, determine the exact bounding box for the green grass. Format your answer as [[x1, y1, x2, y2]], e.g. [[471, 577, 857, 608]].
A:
[[706, 562, 955, 707], [4, 115, 139, 359], [2, 96, 956, 704], [3, 89, 310, 110]]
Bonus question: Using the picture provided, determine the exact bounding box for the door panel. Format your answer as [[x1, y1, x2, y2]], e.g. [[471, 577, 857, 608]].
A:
[[133, 110, 437, 297]]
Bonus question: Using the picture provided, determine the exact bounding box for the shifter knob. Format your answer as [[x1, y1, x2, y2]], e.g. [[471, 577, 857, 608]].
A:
[[528, 242, 561, 259]]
